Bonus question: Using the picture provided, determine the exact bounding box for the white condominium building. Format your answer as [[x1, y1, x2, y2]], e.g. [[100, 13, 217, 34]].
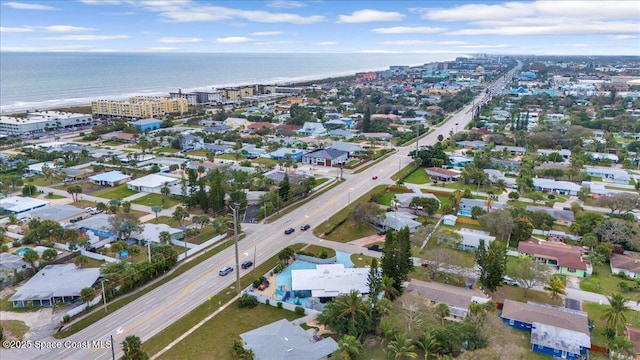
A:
[[91, 96, 188, 118], [0, 111, 92, 135]]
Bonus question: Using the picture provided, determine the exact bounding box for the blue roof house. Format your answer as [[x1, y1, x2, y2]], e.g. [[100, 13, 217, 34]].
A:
[[501, 299, 590, 360], [131, 118, 162, 132], [269, 148, 305, 162]]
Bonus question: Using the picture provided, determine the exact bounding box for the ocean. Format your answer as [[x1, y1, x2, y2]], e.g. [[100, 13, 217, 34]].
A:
[[0, 52, 456, 113]]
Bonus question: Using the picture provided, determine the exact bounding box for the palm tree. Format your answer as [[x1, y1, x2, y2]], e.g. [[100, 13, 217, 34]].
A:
[[602, 294, 630, 336], [381, 275, 400, 300], [80, 287, 96, 303], [337, 335, 363, 360], [495, 179, 507, 194], [334, 290, 370, 337], [22, 249, 39, 272], [415, 330, 441, 360], [386, 333, 417, 359], [159, 231, 172, 245], [434, 303, 450, 327], [544, 277, 567, 302], [379, 321, 397, 346]]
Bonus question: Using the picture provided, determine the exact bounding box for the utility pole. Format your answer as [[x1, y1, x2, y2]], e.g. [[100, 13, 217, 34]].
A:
[[101, 279, 108, 313], [230, 203, 241, 295], [147, 241, 151, 263], [110, 335, 115, 360]]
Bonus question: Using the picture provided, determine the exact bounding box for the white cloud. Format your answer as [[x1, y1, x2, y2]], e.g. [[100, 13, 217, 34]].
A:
[[41, 34, 130, 41], [215, 36, 256, 44], [357, 49, 400, 53], [380, 40, 434, 46], [3, 1, 57, 10], [157, 37, 203, 43], [456, 44, 510, 49], [449, 22, 639, 36], [146, 47, 179, 52], [78, 0, 124, 4], [42, 25, 97, 32], [612, 34, 638, 40], [552, 43, 592, 48], [338, 9, 404, 23], [315, 41, 338, 46], [267, 0, 305, 8], [250, 31, 283, 36], [372, 26, 446, 34], [0, 45, 94, 52], [0, 26, 33, 33]]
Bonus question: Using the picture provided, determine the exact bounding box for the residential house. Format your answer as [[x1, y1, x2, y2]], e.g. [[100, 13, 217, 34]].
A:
[[526, 206, 575, 226], [130, 223, 184, 245], [187, 160, 216, 173], [88, 171, 131, 187], [9, 264, 100, 308], [517, 240, 591, 277], [537, 148, 571, 161], [327, 129, 353, 139], [501, 299, 590, 360], [115, 132, 136, 143], [532, 178, 581, 196], [241, 144, 268, 158], [610, 252, 640, 279], [456, 140, 486, 150], [240, 319, 338, 360], [380, 212, 421, 233], [458, 198, 505, 217], [0, 196, 49, 216], [587, 152, 619, 163], [425, 167, 461, 182], [202, 124, 232, 134], [455, 228, 496, 251], [269, 148, 305, 162], [60, 167, 93, 181], [297, 122, 327, 137], [203, 143, 233, 154], [180, 134, 204, 151], [0, 253, 27, 282], [491, 158, 521, 169], [625, 326, 640, 360], [328, 141, 365, 156], [223, 117, 250, 130], [301, 148, 348, 167], [247, 122, 275, 132], [130, 118, 162, 132], [406, 279, 491, 319], [484, 169, 517, 188], [494, 145, 526, 156], [394, 192, 439, 209], [69, 214, 114, 238], [137, 157, 186, 172], [126, 173, 179, 194], [291, 264, 370, 298], [358, 132, 392, 141], [26, 161, 58, 175], [449, 155, 474, 168], [585, 166, 630, 184], [582, 181, 638, 199], [27, 204, 87, 224]]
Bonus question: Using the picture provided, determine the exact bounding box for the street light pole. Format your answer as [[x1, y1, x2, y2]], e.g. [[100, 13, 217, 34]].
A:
[[230, 203, 241, 295]]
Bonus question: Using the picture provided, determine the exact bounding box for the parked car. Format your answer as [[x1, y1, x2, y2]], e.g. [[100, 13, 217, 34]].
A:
[[300, 224, 310, 231], [284, 227, 295, 235], [502, 276, 520, 286], [219, 266, 233, 276], [372, 176, 378, 180], [367, 244, 383, 252], [241, 261, 253, 269]]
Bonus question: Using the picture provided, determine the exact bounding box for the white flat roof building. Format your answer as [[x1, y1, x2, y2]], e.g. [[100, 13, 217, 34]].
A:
[[0, 196, 49, 216], [126, 173, 179, 193], [291, 264, 370, 298], [0, 111, 92, 135]]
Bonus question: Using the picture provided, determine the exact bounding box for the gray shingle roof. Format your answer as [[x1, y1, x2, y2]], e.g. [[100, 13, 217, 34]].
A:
[[240, 319, 338, 360]]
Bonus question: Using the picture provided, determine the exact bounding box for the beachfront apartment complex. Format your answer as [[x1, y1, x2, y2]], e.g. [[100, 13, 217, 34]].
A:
[[0, 111, 92, 135], [91, 96, 188, 118]]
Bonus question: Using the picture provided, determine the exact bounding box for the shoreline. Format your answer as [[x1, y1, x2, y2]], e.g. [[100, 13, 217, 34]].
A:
[[0, 56, 438, 115]]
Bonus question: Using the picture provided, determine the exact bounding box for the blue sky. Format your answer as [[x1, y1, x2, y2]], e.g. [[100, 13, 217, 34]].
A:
[[1, 0, 638, 54]]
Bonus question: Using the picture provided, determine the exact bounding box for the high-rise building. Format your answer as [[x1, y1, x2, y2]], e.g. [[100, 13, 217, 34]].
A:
[[91, 97, 188, 118]]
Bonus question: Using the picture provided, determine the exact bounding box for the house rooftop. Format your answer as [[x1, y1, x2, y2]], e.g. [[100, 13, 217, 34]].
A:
[[88, 170, 131, 183], [517, 240, 587, 270], [130, 223, 183, 243], [502, 299, 590, 341], [291, 264, 369, 298], [27, 204, 85, 222], [526, 206, 575, 222], [240, 319, 338, 360], [127, 173, 179, 189], [9, 264, 100, 302], [406, 279, 489, 310], [610, 252, 640, 275]]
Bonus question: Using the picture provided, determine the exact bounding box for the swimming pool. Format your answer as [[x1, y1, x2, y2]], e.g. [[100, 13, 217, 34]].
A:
[[274, 251, 356, 308], [14, 247, 30, 256]]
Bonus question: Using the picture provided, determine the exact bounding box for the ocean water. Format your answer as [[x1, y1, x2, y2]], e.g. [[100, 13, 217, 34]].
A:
[[0, 52, 455, 113]]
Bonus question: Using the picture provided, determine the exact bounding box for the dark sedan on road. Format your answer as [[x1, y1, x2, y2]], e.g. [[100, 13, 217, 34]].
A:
[[241, 261, 253, 269], [300, 224, 310, 231], [284, 227, 295, 235]]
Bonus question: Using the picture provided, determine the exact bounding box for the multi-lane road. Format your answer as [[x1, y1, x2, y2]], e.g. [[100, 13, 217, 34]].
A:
[[7, 67, 518, 360]]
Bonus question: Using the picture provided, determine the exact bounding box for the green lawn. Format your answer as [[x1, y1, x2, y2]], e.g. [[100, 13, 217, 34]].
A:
[[583, 302, 640, 347], [0, 320, 28, 341], [72, 200, 98, 209], [410, 265, 466, 287], [580, 263, 639, 296], [403, 168, 431, 184], [421, 239, 476, 268], [154, 303, 300, 360], [321, 219, 378, 243], [30, 175, 57, 186], [56, 180, 102, 193], [251, 157, 278, 167], [91, 184, 138, 200], [441, 181, 497, 195], [145, 216, 183, 226], [217, 153, 237, 160], [131, 193, 180, 209], [351, 253, 375, 267], [188, 226, 221, 245], [314, 178, 329, 186], [187, 150, 208, 157], [376, 191, 397, 206], [155, 146, 180, 153], [300, 244, 336, 259], [44, 193, 66, 199]]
